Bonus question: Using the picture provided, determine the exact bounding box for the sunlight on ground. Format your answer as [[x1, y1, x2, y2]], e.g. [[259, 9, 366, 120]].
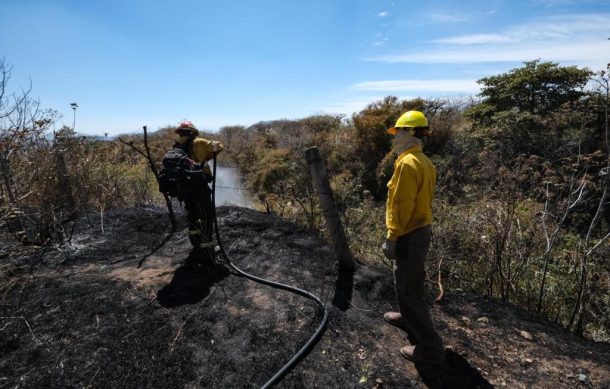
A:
[[109, 257, 175, 288]]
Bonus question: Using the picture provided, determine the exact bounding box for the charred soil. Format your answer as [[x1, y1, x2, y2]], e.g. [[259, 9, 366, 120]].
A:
[[1, 206, 609, 388]]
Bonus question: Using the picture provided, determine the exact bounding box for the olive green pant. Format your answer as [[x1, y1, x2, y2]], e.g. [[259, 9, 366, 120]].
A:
[[394, 225, 444, 357]]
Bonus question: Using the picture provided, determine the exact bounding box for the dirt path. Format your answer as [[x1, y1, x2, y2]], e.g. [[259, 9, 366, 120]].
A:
[[1, 206, 608, 388]]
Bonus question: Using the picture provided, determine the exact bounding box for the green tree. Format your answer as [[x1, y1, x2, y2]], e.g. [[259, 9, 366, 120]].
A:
[[465, 60, 593, 160]]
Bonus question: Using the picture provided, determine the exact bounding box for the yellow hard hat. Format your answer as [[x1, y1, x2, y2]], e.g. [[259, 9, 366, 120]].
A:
[[387, 110, 428, 135]]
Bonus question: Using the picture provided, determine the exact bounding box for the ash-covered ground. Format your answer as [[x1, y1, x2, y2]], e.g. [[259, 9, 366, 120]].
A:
[[1, 206, 609, 388]]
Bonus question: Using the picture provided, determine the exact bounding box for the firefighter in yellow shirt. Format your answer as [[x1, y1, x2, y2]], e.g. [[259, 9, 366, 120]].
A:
[[174, 121, 223, 263], [382, 111, 445, 364]]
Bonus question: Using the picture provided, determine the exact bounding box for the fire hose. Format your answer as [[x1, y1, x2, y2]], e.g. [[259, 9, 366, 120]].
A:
[[210, 153, 329, 389]]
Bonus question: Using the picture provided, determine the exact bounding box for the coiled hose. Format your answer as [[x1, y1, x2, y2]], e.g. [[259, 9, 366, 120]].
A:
[[211, 153, 329, 389]]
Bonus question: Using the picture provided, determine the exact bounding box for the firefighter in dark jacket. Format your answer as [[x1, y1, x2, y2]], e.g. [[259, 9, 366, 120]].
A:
[[174, 121, 223, 260]]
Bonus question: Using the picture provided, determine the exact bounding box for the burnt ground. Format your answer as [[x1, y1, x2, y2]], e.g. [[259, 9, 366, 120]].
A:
[[1, 206, 609, 388]]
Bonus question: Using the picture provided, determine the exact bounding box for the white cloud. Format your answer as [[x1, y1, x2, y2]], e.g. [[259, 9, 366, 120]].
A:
[[378, 11, 389, 17], [434, 14, 610, 45], [508, 13, 609, 40], [435, 33, 513, 45], [369, 13, 610, 69], [373, 37, 389, 47], [530, 0, 605, 6], [353, 79, 480, 93], [370, 40, 609, 69], [428, 12, 470, 23]]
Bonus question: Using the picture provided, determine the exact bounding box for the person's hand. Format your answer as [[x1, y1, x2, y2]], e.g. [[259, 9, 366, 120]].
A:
[[212, 141, 221, 152], [382, 238, 397, 259]]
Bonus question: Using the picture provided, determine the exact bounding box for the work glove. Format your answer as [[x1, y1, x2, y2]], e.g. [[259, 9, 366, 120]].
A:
[[382, 238, 397, 260], [212, 141, 221, 153]]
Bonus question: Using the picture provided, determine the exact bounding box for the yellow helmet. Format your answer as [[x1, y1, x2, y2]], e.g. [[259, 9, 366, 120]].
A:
[[387, 110, 428, 135]]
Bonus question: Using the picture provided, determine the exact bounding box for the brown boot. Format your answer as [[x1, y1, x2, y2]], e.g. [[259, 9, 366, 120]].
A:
[[400, 345, 445, 365], [384, 311, 406, 329]]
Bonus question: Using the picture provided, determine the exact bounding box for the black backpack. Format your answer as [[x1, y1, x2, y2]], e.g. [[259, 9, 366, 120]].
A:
[[158, 147, 207, 199]]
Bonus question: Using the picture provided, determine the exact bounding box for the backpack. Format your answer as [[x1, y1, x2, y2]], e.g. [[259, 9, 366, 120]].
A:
[[158, 147, 207, 199]]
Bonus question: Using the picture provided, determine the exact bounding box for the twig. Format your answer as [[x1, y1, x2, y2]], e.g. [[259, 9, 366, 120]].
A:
[[118, 138, 147, 159], [121, 331, 136, 340], [586, 231, 610, 256], [0, 316, 36, 341], [88, 368, 100, 386], [345, 299, 378, 313], [435, 256, 445, 303], [170, 314, 193, 353]]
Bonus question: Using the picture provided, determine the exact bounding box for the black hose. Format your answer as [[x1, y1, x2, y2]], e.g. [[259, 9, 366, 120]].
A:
[[211, 153, 329, 389]]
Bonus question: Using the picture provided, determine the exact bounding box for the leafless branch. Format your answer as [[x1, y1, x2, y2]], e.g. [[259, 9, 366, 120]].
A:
[[586, 230, 610, 256], [119, 126, 176, 230]]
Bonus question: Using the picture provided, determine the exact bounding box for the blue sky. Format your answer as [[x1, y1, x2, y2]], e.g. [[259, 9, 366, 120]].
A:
[[1, 0, 609, 135]]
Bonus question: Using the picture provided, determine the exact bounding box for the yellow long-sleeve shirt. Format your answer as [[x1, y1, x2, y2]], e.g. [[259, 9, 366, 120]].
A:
[[385, 144, 436, 241], [189, 138, 223, 163], [186, 137, 224, 175]]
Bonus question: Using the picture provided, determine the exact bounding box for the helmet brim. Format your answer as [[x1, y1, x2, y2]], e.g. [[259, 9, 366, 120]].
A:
[[175, 128, 199, 135], [388, 126, 412, 135]]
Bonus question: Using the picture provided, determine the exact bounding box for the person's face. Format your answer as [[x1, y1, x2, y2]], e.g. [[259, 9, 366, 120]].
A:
[[394, 128, 411, 142], [391, 128, 416, 151], [176, 131, 194, 143]]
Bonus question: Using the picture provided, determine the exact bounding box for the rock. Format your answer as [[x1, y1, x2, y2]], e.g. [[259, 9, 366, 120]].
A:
[[477, 316, 490, 324], [519, 330, 534, 341], [461, 316, 472, 323], [357, 348, 366, 360], [578, 374, 587, 383]]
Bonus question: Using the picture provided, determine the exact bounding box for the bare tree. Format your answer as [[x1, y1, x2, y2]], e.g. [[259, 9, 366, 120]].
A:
[[536, 65, 610, 320], [566, 65, 610, 333], [0, 59, 61, 243], [120, 126, 177, 230], [0, 59, 56, 201]]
